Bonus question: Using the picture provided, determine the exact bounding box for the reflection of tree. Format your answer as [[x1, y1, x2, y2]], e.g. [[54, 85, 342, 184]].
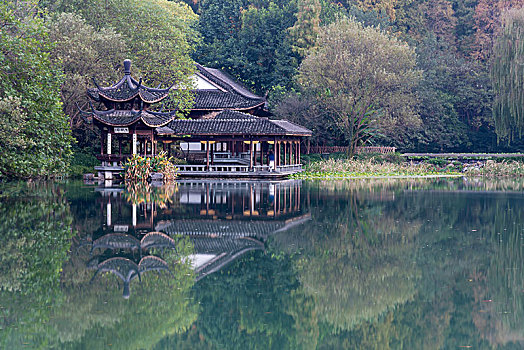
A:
[[0, 181, 197, 349], [471, 208, 524, 346], [0, 182, 73, 346], [272, 178, 524, 347], [159, 251, 318, 350], [279, 189, 420, 332]]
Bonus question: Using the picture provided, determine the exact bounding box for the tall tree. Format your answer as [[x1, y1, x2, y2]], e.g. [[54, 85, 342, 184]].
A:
[[0, 1, 73, 178], [288, 0, 321, 57], [353, 0, 400, 20], [44, 0, 199, 111], [491, 7, 524, 142], [472, 0, 524, 60], [47, 13, 127, 148], [196, 0, 299, 94], [294, 18, 421, 153]]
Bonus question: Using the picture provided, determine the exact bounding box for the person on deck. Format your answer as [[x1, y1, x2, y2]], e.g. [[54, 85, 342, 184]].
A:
[[268, 150, 275, 171]]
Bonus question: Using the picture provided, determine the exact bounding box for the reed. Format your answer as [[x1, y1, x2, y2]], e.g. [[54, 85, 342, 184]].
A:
[[294, 158, 460, 179], [463, 160, 524, 177]]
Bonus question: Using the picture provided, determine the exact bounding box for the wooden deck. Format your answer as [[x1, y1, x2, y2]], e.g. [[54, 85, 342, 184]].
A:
[[176, 164, 303, 179], [93, 164, 303, 179]]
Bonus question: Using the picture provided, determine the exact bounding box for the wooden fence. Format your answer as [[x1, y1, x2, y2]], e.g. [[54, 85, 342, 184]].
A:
[[307, 146, 396, 155], [356, 146, 396, 154]]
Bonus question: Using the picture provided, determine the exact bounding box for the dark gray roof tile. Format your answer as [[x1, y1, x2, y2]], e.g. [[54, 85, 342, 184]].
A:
[[161, 110, 311, 136], [193, 90, 264, 110]]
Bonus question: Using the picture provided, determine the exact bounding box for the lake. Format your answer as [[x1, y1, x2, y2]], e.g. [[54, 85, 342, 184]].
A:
[[0, 178, 523, 349]]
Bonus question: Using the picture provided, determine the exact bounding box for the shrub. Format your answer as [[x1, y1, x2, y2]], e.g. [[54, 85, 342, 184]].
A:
[[124, 151, 178, 183]]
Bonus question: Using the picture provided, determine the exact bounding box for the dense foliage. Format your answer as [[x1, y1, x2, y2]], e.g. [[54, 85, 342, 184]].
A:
[[491, 7, 524, 142], [125, 151, 178, 183], [43, 0, 199, 150], [0, 1, 73, 178], [295, 18, 421, 154], [194, 0, 524, 151], [4, 0, 524, 176]]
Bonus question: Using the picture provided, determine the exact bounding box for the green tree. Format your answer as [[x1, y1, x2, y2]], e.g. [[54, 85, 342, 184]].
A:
[[491, 7, 524, 143], [295, 18, 421, 153], [288, 0, 321, 57], [0, 1, 73, 178], [404, 36, 495, 152], [46, 12, 127, 148], [44, 0, 199, 112], [196, 0, 299, 94]]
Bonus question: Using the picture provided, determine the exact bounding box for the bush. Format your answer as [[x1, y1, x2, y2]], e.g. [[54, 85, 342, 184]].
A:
[[68, 147, 98, 178], [124, 151, 178, 183], [354, 152, 403, 165]]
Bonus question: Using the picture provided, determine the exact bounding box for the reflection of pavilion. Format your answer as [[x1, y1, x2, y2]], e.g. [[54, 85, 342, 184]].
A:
[[156, 180, 310, 280], [90, 180, 309, 286], [87, 232, 176, 298]]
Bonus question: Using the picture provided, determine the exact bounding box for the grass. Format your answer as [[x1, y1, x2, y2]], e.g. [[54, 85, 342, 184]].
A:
[[293, 157, 462, 179], [463, 160, 524, 177], [294, 153, 524, 179]]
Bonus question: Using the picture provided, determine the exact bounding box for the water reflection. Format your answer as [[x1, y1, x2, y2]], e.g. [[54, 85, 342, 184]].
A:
[[93, 180, 309, 285], [0, 178, 523, 349]]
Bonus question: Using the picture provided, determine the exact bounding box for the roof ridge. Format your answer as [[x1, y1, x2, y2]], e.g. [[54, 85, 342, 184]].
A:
[[195, 64, 264, 101]]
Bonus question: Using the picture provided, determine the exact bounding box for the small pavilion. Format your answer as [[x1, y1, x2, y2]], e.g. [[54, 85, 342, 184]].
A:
[[79, 60, 312, 178]]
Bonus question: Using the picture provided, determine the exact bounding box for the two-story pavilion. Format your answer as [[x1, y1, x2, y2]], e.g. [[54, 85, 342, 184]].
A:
[[79, 60, 312, 179]]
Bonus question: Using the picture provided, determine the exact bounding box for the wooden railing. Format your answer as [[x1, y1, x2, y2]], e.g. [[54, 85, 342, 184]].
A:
[[308, 146, 349, 154], [356, 146, 396, 154], [307, 146, 396, 154], [177, 164, 302, 173], [276, 164, 303, 172]]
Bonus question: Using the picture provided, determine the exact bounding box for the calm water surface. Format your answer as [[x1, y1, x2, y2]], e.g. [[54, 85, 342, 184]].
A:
[[0, 178, 523, 349]]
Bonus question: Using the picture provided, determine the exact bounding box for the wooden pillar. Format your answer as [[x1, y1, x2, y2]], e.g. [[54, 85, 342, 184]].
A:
[[249, 140, 253, 170], [253, 142, 256, 167], [284, 141, 287, 165], [293, 140, 296, 164], [118, 137, 122, 156], [289, 141, 295, 165], [211, 142, 214, 165], [206, 141, 210, 171], [279, 141, 282, 166], [107, 133, 112, 155], [275, 141, 279, 166], [100, 132, 105, 155], [132, 133, 137, 155], [298, 140, 301, 164], [151, 132, 155, 156]]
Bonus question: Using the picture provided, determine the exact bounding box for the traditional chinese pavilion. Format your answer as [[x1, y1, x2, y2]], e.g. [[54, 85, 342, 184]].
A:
[[79, 60, 312, 179]]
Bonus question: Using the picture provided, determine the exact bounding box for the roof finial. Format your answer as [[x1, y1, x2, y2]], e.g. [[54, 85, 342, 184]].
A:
[[123, 59, 132, 75]]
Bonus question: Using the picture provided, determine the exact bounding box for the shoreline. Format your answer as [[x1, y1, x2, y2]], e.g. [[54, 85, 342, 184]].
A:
[[292, 173, 464, 179]]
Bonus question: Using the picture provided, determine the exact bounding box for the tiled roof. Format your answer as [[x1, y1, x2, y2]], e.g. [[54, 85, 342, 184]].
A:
[[88, 78, 171, 104], [79, 108, 177, 127], [193, 64, 265, 111], [156, 218, 285, 237], [215, 110, 257, 120], [193, 90, 264, 110], [157, 110, 312, 136], [199, 66, 261, 99], [190, 236, 264, 254], [87, 60, 171, 103], [269, 119, 313, 135]]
